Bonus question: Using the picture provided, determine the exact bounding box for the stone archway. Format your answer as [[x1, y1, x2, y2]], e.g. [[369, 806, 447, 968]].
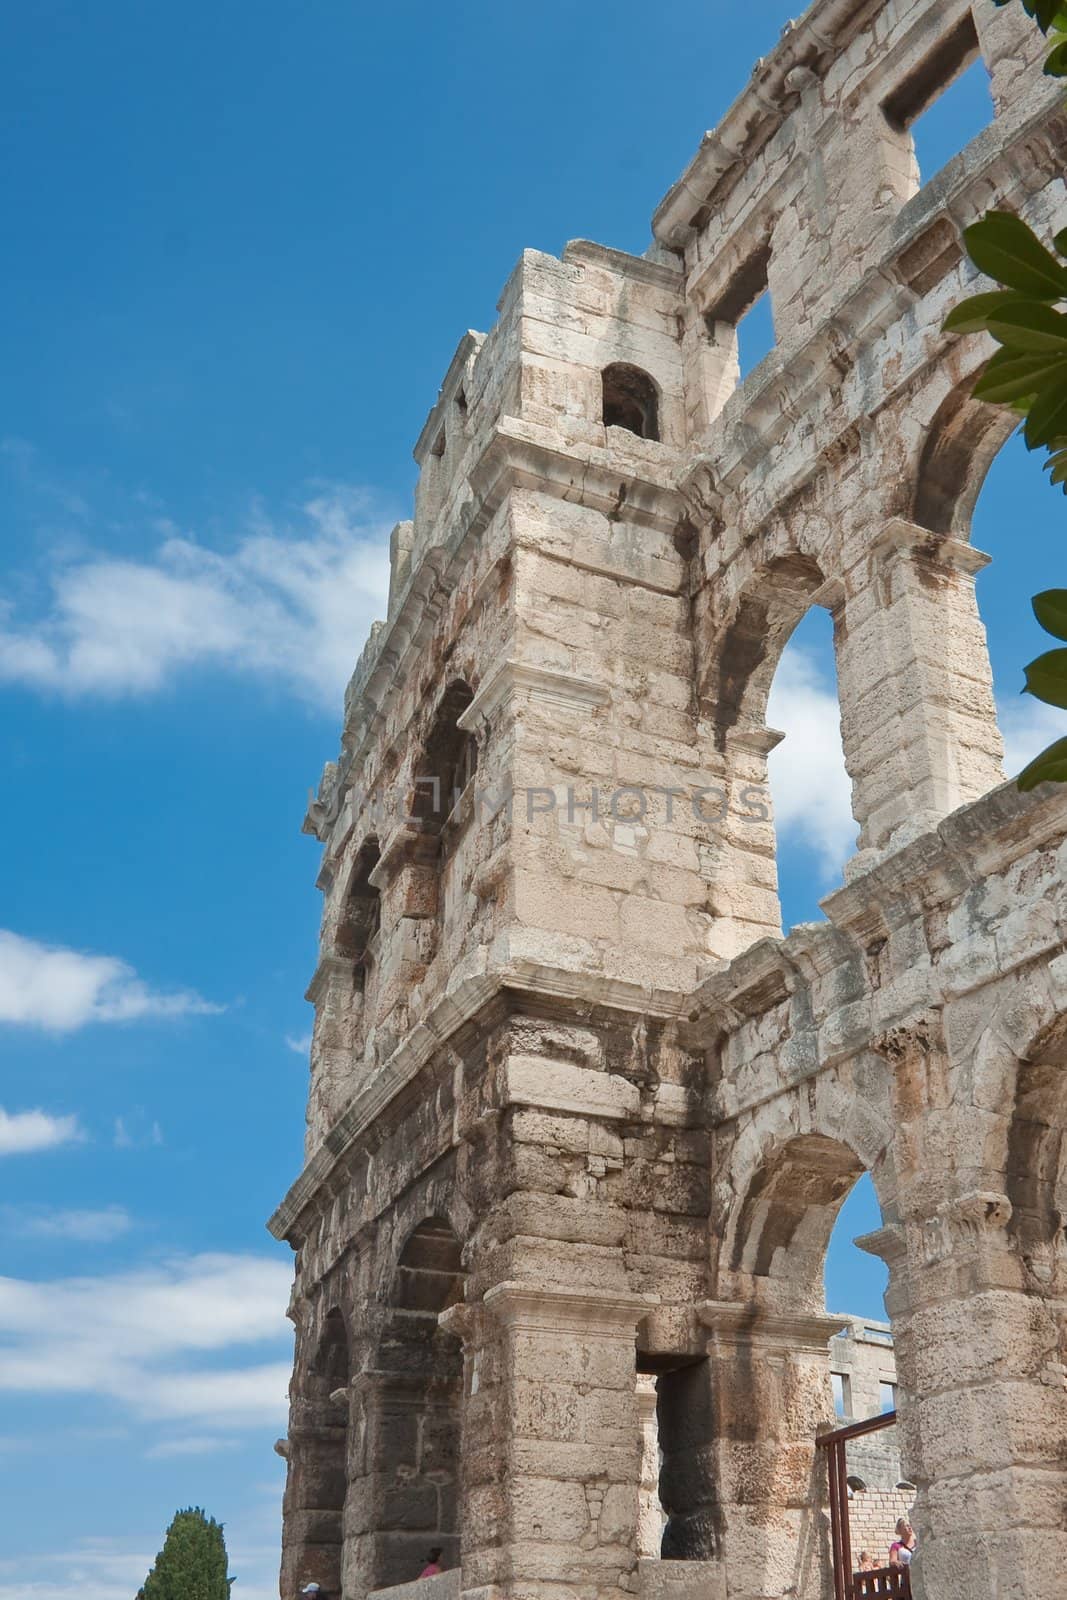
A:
[[281, 1308, 352, 1600], [703, 1121, 899, 1600], [366, 1218, 467, 1590]]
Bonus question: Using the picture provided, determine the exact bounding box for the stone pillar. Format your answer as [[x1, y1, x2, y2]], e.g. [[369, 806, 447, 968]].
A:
[[453, 1283, 653, 1600], [837, 519, 1003, 863], [636, 1376, 664, 1559], [696, 1302, 847, 1600], [859, 1198, 1067, 1600], [280, 1391, 350, 1600]]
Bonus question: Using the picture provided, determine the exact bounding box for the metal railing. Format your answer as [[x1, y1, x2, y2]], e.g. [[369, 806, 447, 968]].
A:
[[818, 1410, 910, 1600]]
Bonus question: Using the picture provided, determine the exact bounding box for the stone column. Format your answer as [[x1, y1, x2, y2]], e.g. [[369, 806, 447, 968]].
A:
[[836, 519, 1003, 864], [696, 1302, 847, 1600], [636, 1376, 664, 1559], [452, 1283, 654, 1600], [859, 1198, 1067, 1600]]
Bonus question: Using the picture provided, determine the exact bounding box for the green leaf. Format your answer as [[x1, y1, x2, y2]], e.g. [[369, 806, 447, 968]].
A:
[[1044, 36, 1067, 72], [985, 302, 1067, 352], [943, 291, 1035, 334], [963, 211, 1067, 298], [1033, 589, 1067, 639], [1054, 227, 1067, 260], [1024, 375, 1067, 447], [1018, 736, 1067, 790], [1023, 646, 1067, 707], [973, 352, 1067, 403]]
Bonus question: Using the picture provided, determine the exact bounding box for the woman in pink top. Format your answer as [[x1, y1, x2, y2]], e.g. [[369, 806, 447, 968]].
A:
[[419, 1549, 443, 1578]]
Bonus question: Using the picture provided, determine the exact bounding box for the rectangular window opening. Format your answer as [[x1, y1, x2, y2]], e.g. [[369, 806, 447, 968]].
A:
[[879, 1380, 896, 1414], [706, 243, 775, 385], [831, 1371, 852, 1418], [883, 14, 993, 187]]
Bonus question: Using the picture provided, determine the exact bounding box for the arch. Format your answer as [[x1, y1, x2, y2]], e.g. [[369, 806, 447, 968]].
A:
[[1006, 1011, 1067, 1290], [335, 835, 381, 980], [294, 1308, 352, 1597], [366, 1217, 467, 1589], [601, 362, 660, 440], [909, 380, 1017, 536], [411, 680, 477, 842], [726, 1132, 867, 1298], [708, 552, 830, 751]]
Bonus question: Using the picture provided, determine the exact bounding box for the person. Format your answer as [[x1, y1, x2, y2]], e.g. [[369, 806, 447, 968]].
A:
[[857, 1552, 874, 1572], [419, 1549, 444, 1578], [889, 1519, 916, 1567], [301, 1585, 325, 1598]]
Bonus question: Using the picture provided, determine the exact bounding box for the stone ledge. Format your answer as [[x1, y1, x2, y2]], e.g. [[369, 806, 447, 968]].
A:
[[638, 1558, 726, 1600], [368, 1572, 461, 1600]]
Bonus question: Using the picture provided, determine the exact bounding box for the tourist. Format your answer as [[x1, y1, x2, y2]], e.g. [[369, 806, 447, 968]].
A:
[[857, 1551, 874, 1572], [419, 1549, 444, 1578], [889, 1519, 916, 1567]]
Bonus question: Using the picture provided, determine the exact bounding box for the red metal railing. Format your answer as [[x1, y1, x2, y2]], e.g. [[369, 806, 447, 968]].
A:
[[852, 1569, 911, 1597], [818, 1410, 910, 1600]]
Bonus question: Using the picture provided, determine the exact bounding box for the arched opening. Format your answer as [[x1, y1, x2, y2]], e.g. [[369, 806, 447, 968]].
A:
[[412, 680, 477, 845], [824, 1174, 913, 1580], [601, 363, 660, 440], [336, 836, 382, 984], [1006, 1013, 1067, 1293], [292, 1309, 351, 1598], [699, 551, 855, 956], [710, 1132, 908, 1600], [708, 1131, 900, 1599], [767, 605, 856, 930], [971, 430, 1067, 783], [368, 1218, 466, 1589]]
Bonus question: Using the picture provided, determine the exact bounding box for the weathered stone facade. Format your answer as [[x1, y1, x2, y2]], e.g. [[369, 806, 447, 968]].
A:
[[269, 3, 1067, 1598]]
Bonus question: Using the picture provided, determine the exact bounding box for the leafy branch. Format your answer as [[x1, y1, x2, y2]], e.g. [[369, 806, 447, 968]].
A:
[[942, 208, 1067, 789], [993, 0, 1067, 75]]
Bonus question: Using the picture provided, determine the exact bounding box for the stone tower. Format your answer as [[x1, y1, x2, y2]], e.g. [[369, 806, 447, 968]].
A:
[[270, 4, 1067, 1599]]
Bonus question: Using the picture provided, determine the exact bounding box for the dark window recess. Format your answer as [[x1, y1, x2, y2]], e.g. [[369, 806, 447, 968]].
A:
[[412, 680, 478, 833], [335, 836, 381, 985], [602, 363, 660, 440]]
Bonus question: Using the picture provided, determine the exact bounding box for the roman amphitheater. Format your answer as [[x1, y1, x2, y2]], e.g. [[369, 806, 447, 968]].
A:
[[269, 2, 1067, 1596]]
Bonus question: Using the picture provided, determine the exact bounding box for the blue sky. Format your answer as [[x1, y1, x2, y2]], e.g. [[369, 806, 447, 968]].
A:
[[1, 6, 1062, 1595]]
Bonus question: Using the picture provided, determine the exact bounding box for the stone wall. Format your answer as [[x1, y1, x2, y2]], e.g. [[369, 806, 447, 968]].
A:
[[272, 3, 1067, 1599]]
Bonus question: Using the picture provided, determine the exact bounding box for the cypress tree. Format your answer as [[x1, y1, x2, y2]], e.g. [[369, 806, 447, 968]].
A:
[[141, 1507, 232, 1600]]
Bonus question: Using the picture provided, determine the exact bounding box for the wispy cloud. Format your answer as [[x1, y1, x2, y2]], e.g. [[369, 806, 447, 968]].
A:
[[767, 643, 857, 879], [0, 483, 391, 710], [0, 1252, 292, 1427], [144, 1434, 239, 1459], [0, 1528, 282, 1600], [1, 1205, 131, 1242], [284, 1032, 311, 1057], [0, 1108, 82, 1157], [0, 930, 219, 1033], [999, 695, 1067, 778]]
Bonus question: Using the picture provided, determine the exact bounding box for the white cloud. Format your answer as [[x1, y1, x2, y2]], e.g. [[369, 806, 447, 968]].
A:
[[0, 1529, 282, 1600], [0, 484, 391, 710], [0, 929, 219, 1032], [0, 1252, 292, 1427], [0, 1108, 81, 1157], [998, 695, 1067, 778], [767, 643, 858, 881], [285, 1032, 311, 1057], [2, 1205, 131, 1242]]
